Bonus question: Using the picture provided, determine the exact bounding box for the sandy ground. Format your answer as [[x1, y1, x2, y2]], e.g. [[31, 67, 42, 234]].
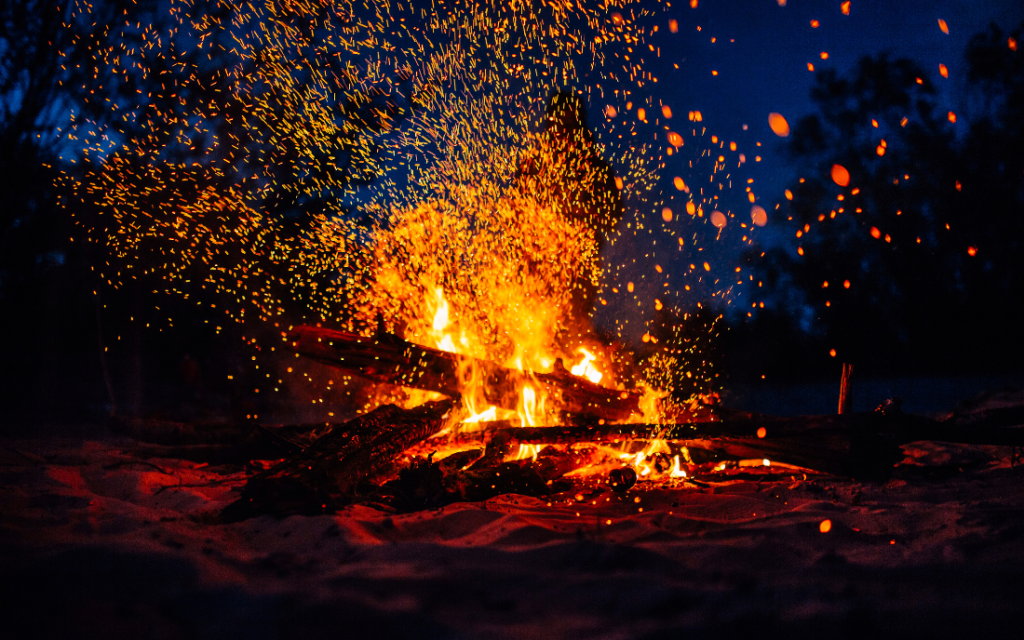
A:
[[3, 389, 1024, 639]]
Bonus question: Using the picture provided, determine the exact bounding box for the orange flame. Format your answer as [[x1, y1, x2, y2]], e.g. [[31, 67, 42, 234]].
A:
[[570, 347, 603, 384]]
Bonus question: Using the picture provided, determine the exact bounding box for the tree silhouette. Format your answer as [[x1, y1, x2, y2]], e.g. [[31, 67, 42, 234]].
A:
[[747, 24, 1024, 375], [1, 0, 410, 422], [1, 0, 166, 421], [959, 22, 1024, 304]]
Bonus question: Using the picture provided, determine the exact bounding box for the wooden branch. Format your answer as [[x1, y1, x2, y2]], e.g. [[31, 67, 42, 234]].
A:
[[212, 399, 1024, 519], [441, 413, 890, 446], [453, 446, 594, 502], [838, 363, 854, 414], [435, 410, 1024, 479], [285, 324, 642, 422], [221, 399, 455, 521]]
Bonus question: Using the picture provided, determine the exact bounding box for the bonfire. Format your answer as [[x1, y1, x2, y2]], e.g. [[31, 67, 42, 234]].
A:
[[7, 0, 1024, 637]]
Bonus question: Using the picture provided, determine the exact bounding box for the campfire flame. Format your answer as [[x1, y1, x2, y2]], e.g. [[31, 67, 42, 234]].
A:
[[362, 190, 615, 426], [358, 182, 698, 485], [64, 0, 751, 488], [570, 348, 603, 384]]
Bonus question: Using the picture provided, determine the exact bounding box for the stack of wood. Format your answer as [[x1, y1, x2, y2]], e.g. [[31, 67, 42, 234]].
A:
[[217, 326, 1024, 520], [221, 399, 455, 520], [286, 323, 643, 422]]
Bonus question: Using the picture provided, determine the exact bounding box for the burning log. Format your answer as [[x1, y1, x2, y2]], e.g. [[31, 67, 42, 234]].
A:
[[456, 446, 592, 502], [438, 408, 1024, 479], [218, 391, 1024, 521], [436, 415, 895, 478], [220, 399, 455, 521], [285, 324, 642, 422], [379, 435, 594, 509]]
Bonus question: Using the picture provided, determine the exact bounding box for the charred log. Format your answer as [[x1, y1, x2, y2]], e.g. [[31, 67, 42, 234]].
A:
[[436, 409, 1024, 479], [838, 363, 855, 414], [285, 324, 641, 422], [220, 399, 455, 521], [218, 397, 1024, 520], [377, 445, 591, 510]]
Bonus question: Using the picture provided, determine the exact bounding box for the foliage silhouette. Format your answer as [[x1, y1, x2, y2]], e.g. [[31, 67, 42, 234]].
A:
[[744, 25, 1024, 377]]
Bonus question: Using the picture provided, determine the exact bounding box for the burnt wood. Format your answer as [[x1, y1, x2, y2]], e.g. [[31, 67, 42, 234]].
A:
[[434, 410, 1024, 479], [838, 363, 854, 414], [217, 394, 1024, 520], [220, 399, 455, 521], [284, 324, 642, 422]]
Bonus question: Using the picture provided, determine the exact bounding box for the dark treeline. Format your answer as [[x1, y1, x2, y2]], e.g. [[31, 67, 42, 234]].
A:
[[1, 0, 144, 426], [1, 4, 1022, 427], [0, 1, 253, 428], [726, 23, 1024, 384], [0, 0, 394, 429]]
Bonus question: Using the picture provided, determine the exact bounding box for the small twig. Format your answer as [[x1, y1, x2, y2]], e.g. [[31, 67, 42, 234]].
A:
[[152, 476, 243, 495], [3, 446, 43, 466], [838, 363, 854, 414], [103, 459, 173, 475]]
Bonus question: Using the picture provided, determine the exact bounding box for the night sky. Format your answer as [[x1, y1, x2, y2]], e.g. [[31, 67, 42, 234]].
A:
[[653, 0, 1024, 199], [586, 0, 1024, 338]]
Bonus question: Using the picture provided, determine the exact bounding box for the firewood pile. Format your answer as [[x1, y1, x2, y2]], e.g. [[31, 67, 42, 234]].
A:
[[115, 324, 1024, 521]]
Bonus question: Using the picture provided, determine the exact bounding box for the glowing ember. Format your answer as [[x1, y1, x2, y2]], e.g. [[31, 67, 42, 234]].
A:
[[751, 205, 768, 227], [768, 113, 791, 137], [831, 164, 851, 187]]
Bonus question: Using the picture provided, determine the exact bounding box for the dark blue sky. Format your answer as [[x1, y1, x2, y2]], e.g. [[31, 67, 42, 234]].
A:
[[652, 0, 1024, 199], [591, 0, 1024, 338]]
